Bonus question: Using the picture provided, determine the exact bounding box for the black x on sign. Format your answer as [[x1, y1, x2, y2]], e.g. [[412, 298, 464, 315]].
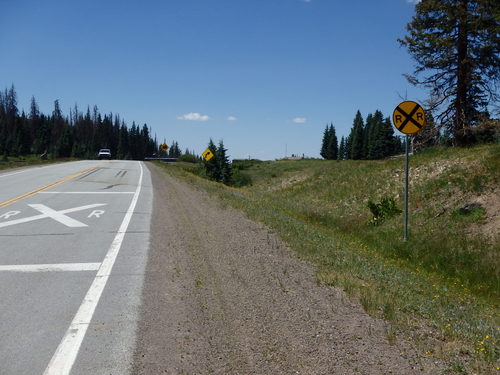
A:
[[392, 101, 426, 135]]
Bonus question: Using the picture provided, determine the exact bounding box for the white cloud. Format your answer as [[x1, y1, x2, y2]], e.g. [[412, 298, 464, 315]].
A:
[[303, 0, 312, 3], [293, 117, 307, 123], [227, 116, 237, 121], [176, 112, 210, 121], [406, 0, 421, 3]]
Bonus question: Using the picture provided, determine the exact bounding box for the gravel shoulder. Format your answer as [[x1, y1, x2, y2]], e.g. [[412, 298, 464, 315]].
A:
[[132, 163, 437, 374]]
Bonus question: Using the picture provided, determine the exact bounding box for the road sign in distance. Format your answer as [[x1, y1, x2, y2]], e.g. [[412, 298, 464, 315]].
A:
[[202, 148, 214, 161], [160, 144, 169, 151], [392, 101, 426, 135]]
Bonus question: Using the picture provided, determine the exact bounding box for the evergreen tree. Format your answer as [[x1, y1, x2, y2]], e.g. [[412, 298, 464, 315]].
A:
[[0, 86, 158, 160], [204, 139, 219, 181], [0, 85, 19, 156], [117, 123, 129, 159], [51, 100, 64, 157], [217, 140, 232, 185], [338, 136, 345, 160], [344, 134, 352, 160], [366, 111, 384, 159], [349, 111, 365, 160], [326, 124, 338, 160], [168, 141, 181, 158], [399, 0, 499, 145], [320, 125, 330, 159], [203, 139, 232, 185], [29, 96, 40, 152], [362, 113, 374, 159]]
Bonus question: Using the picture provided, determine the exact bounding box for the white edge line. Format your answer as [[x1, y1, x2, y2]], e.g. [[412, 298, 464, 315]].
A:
[[38, 192, 135, 194], [0, 162, 77, 178], [43, 161, 144, 375], [0, 263, 101, 272], [0, 170, 28, 178]]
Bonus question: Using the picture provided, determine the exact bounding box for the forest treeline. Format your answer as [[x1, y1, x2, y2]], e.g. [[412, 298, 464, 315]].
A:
[[321, 110, 404, 160], [0, 85, 158, 160]]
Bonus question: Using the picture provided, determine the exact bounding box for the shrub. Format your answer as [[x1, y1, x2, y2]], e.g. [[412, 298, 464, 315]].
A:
[[178, 153, 199, 163], [231, 168, 253, 187], [367, 196, 402, 225]]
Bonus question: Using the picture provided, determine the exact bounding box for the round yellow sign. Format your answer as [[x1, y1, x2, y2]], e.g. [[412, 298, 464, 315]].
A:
[[392, 101, 426, 135]]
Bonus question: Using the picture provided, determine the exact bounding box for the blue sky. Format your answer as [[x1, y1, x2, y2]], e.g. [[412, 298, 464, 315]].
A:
[[0, 0, 426, 160]]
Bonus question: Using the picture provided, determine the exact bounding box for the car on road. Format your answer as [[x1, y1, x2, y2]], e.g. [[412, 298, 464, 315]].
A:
[[98, 148, 112, 160]]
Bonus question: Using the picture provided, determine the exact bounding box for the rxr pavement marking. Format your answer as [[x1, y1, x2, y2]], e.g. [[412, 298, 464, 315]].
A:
[[0, 203, 107, 229]]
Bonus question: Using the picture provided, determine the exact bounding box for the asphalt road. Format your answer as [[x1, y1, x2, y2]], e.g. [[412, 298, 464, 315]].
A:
[[0, 160, 152, 375]]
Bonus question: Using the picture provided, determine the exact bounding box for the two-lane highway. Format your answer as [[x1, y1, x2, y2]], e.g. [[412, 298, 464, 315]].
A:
[[0, 160, 152, 375]]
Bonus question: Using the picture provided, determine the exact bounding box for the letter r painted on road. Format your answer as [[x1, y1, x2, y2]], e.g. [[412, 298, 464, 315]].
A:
[[0, 211, 20, 219], [88, 210, 105, 218]]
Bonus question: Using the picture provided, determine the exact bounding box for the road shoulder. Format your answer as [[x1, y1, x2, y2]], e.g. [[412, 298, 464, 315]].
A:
[[133, 163, 437, 374]]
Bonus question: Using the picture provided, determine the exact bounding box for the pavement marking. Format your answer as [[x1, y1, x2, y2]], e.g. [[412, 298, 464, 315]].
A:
[[29, 204, 90, 228], [43, 162, 144, 375], [0, 203, 107, 229], [39, 191, 135, 194], [88, 210, 105, 218], [0, 263, 101, 272], [0, 162, 109, 209], [0, 170, 28, 178], [0, 210, 20, 219]]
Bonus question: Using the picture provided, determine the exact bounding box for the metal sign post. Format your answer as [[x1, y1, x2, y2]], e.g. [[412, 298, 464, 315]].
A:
[[404, 135, 409, 241], [393, 101, 426, 241]]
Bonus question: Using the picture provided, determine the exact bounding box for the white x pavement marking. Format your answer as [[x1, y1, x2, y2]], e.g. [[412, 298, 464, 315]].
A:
[[0, 203, 107, 229]]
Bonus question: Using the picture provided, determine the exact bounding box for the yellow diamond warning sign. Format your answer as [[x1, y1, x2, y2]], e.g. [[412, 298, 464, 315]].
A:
[[392, 101, 426, 135], [202, 148, 214, 161], [160, 143, 169, 151]]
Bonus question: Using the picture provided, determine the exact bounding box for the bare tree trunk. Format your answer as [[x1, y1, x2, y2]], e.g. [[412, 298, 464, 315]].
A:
[[455, 0, 470, 145]]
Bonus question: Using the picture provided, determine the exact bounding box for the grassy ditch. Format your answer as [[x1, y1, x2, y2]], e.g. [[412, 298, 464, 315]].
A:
[[0, 155, 76, 171], [155, 144, 499, 374]]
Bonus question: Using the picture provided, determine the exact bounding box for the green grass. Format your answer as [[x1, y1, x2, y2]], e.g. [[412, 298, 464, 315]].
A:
[[0, 155, 77, 171], [155, 144, 499, 374]]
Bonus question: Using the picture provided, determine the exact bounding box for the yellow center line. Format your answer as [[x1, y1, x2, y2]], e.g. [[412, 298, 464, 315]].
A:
[[0, 162, 110, 209]]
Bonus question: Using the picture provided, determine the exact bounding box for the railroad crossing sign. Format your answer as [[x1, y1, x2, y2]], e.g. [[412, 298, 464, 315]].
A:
[[202, 148, 214, 161], [160, 143, 169, 151], [392, 101, 426, 135]]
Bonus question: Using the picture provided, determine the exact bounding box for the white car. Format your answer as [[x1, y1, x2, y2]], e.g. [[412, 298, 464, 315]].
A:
[[98, 149, 111, 160]]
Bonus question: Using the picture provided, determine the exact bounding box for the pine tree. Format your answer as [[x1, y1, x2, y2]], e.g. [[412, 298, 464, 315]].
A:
[[399, 0, 499, 145], [217, 140, 232, 185], [320, 125, 330, 159], [117, 123, 129, 159], [350, 111, 365, 160], [203, 139, 232, 185], [0, 86, 159, 160], [326, 124, 338, 160], [338, 136, 345, 160], [365, 111, 384, 159], [362, 113, 374, 159], [204, 139, 219, 181]]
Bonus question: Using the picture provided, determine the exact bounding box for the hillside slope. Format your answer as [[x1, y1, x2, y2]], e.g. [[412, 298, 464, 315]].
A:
[[162, 144, 499, 374]]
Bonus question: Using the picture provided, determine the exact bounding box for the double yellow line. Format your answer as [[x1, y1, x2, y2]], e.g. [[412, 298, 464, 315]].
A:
[[0, 162, 109, 209]]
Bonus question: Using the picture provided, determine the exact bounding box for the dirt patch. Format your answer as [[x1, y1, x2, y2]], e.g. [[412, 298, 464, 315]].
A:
[[132, 163, 441, 374], [470, 189, 500, 240]]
